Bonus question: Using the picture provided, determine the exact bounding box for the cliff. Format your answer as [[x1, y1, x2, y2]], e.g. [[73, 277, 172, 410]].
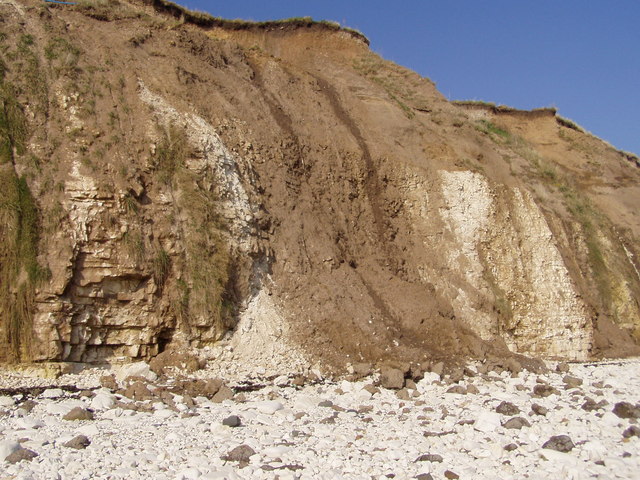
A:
[[1, 0, 639, 370]]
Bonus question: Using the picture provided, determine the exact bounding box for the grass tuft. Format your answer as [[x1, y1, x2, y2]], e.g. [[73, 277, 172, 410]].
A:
[[153, 124, 191, 185], [152, 248, 171, 288], [475, 120, 510, 141], [557, 115, 585, 133]]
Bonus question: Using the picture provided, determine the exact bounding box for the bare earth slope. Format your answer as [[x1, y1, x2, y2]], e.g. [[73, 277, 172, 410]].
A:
[[1, 0, 639, 370]]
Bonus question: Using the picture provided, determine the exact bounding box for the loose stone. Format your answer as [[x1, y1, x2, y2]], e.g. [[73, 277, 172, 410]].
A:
[[542, 435, 575, 453], [496, 401, 520, 415], [622, 425, 640, 438], [612, 402, 640, 419], [5, 447, 38, 464], [222, 415, 241, 427], [380, 367, 405, 390], [562, 375, 583, 388], [63, 407, 95, 421], [415, 454, 443, 463], [533, 384, 559, 397], [64, 435, 91, 450], [502, 417, 531, 429], [531, 403, 548, 416], [221, 444, 256, 465]]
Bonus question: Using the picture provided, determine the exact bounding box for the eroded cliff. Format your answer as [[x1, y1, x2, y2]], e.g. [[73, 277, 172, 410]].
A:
[[1, 0, 639, 369]]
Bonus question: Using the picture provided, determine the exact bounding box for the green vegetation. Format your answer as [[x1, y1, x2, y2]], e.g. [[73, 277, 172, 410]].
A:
[[73, 0, 139, 22], [153, 124, 191, 185], [452, 100, 498, 108], [561, 187, 611, 306], [0, 90, 27, 163], [71, 0, 369, 44], [153, 124, 231, 335], [353, 55, 416, 119], [3, 33, 49, 115], [0, 175, 46, 362], [475, 119, 510, 141], [0, 74, 48, 361], [503, 132, 615, 314], [147, 0, 368, 43], [44, 37, 81, 78], [122, 192, 139, 214], [557, 115, 585, 133], [123, 230, 145, 263], [152, 248, 171, 288], [482, 256, 514, 330], [452, 100, 521, 113]]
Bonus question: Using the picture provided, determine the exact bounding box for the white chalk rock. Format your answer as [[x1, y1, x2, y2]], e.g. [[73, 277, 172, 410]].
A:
[[293, 396, 322, 411], [15, 417, 44, 430], [115, 362, 158, 383], [0, 396, 15, 407], [263, 445, 291, 458], [474, 411, 502, 433], [45, 400, 84, 416], [201, 469, 241, 480], [0, 440, 20, 462], [540, 448, 580, 467], [469, 447, 493, 459], [599, 412, 623, 428], [581, 440, 607, 461], [101, 408, 123, 419], [154, 409, 175, 420], [76, 424, 100, 437], [273, 375, 289, 385], [90, 391, 116, 410], [255, 413, 275, 426], [253, 400, 284, 415], [176, 467, 202, 480], [40, 388, 64, 399]]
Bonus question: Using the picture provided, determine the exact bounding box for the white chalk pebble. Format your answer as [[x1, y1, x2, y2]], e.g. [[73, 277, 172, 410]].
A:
[[0, 359, 639, 479], [91, 390, 117, 410], [40, 388, 63, 399], [176, 467, 202, 479], [0, 439, 20, 460], [253, 400, 284, 414], [474, 411, 502, 432]]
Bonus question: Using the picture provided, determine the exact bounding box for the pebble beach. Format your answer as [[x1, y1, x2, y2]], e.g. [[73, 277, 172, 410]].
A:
[[1, 359, 639, 480]]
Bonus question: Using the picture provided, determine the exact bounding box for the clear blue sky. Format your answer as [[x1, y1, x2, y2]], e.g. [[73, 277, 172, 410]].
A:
[[180, 1, 640, 155]]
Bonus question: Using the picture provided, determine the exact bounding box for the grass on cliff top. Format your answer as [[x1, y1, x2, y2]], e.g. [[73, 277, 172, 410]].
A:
[[454, 100, 558, 117], [556, 115, 585, 133], [456, 97, 637, 161], [73, 0, 369, 44]]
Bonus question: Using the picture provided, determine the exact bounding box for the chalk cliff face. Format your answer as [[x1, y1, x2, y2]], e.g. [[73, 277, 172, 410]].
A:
[[1, 0, 639, 368]]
